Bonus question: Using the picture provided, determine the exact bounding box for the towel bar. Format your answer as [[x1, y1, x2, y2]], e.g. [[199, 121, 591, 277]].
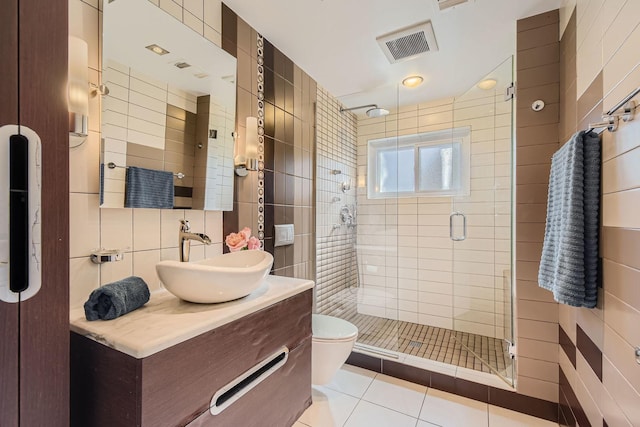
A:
[[587, 86, 640, 133], [107, 161, 184, 179]]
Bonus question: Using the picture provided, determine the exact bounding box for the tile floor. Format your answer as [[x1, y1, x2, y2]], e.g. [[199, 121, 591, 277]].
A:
[[332, 310, 512, 377], [295, 365, 558, 427]]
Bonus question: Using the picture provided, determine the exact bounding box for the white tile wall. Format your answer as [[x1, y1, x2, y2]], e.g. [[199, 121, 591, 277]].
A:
[[357, 93, 512, 339], [315, 87, 359, 315], [69, 0, 224, 309]]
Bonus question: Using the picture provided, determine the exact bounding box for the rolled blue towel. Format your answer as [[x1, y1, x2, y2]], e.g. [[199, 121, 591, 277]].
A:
[[84, 276, 150, 321]]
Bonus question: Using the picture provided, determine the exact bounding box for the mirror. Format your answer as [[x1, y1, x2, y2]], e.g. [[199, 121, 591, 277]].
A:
[[100, 0, 236, 210]]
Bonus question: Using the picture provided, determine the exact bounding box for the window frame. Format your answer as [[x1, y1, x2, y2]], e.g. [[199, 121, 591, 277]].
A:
[[367, 126, 471, 199]]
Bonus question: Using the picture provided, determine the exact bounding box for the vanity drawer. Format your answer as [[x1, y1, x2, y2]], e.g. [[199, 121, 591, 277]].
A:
[[140, 290, 312, 426], [186, 338, 312, 427], [71, 289, 312, 427]]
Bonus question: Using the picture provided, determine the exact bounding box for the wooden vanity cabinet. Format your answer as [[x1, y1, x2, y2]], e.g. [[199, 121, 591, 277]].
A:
[[71, 290, 312, 427]]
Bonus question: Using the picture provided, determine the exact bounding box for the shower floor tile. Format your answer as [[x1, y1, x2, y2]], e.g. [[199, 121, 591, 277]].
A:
[[324, 309, 513, 379]]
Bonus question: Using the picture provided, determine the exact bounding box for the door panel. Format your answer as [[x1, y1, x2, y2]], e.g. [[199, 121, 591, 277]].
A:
[[18, 0, 69, 425], [0, 0, 21, 424], [0, 0, 69, 425], [451, 57, 515, 386]]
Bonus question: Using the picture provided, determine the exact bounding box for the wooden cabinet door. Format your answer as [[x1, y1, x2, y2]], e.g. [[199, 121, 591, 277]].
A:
[[0, 0, 69, 425]]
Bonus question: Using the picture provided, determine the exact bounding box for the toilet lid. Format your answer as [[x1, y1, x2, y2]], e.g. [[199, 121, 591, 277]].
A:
[[312, 314, 358, 340]]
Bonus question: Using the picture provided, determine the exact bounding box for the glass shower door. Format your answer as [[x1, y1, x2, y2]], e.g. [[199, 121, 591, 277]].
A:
[[315, 83, 401, 359], [450, 57, 515, 385], [350, 83, 401, 358]]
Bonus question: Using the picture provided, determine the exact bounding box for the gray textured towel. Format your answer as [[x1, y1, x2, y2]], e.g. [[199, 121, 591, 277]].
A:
[[124, 166, 174, 209], [538, 131, 600, 308], [84, 276, 151, 321]]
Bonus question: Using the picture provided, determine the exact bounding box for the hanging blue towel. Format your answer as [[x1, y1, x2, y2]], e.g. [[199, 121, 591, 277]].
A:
[[538, 131, 600, 308], [124, 166, 174, 209], [99, 163, 104, 205]]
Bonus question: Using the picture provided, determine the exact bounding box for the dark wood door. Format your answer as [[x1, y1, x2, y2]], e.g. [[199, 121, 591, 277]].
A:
[[0, 0, 69, 425]]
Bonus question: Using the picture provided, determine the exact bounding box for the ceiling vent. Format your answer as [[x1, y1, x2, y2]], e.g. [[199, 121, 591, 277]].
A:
[[437, 0, 469, 11], [376, 20, 438, 64]]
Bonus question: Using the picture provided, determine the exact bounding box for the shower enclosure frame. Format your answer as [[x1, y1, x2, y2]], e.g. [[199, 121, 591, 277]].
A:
[[314, 56, 516, 387]]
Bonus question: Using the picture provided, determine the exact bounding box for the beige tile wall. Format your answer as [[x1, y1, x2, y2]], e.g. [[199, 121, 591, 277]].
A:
[[355, 90, 512, 340], [515, 10, 561, 403], [68, 0, 224, 309], [557, 1, 640, 425]]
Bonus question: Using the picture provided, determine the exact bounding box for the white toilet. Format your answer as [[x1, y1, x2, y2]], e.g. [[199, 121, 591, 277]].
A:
[[311, 314, 358, 385]]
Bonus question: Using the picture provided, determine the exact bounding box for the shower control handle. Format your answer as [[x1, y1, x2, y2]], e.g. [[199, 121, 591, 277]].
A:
[[449, 211, 466, 242]]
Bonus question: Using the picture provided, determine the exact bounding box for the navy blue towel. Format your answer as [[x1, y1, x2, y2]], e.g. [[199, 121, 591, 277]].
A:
[[99, 163, 104, 205], [124, 166, 174, 209], [84, 276, 151, 321]]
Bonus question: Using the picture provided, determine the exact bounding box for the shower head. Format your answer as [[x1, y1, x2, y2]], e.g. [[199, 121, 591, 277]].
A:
[[340, 104, 390, 118], [365, 107, 390, 118]]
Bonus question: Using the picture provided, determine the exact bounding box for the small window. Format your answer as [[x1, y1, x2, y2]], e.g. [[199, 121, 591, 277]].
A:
[[367, 127, 470, 199]]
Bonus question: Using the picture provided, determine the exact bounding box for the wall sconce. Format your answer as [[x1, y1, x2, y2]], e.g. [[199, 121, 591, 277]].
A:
[[234, 116, 259, 176], [68, 36, 89, 148]]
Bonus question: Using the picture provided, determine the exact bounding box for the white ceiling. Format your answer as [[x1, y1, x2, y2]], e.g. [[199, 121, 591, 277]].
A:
[[223, 0, 563, 110]]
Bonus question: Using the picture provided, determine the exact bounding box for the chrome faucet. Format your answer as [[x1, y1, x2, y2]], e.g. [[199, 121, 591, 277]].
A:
[[179, 219, 211, 262]]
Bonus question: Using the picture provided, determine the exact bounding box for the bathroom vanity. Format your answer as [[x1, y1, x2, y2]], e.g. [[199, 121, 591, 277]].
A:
[[70, 276, 313, 427]]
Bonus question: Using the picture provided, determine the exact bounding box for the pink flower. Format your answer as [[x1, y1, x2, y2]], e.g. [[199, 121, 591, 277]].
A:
[[239, 227, 252, 241], [247, 236, 260, 250], [225, 232, 248, 252], [225, 227, 261, 252]]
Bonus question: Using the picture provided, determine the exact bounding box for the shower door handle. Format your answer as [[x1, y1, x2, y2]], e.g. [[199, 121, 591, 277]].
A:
[[449, 212, 466, 241]]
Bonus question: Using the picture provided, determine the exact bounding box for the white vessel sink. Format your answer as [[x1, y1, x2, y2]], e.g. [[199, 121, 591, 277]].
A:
[[156, 250, 274, 303]]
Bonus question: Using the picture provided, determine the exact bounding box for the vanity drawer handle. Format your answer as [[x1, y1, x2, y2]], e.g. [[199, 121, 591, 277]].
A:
[[210, 347, 289, 415]]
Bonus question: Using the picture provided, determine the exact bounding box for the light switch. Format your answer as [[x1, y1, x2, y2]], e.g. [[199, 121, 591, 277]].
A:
[[274, 224, 294, 247]]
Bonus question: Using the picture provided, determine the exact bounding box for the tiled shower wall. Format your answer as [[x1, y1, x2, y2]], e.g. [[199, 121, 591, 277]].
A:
[[555, 1, 640, 426], [221, 6, 316, 279], [314, 87, 358, 315], [68, 0, 226, 308], [356, 93, 512, 340]]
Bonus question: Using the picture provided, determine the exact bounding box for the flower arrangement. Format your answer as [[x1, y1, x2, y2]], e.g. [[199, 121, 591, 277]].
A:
[[225, 227, 260, 252]]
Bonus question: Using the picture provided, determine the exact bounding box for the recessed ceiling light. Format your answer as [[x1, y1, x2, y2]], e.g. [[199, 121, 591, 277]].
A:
[[402, 75, 424, 88], [194, 72, 209, 79], [174, 61, 191, 69], [145, 44, 169, 55], [477, 78, 497, 90]]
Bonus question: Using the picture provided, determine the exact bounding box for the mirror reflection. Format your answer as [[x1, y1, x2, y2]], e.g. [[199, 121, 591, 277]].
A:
[[100, 0, 236, 210]]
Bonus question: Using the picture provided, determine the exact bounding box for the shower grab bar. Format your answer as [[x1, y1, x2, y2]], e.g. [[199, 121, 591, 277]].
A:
[[450, 211, 466, 241]]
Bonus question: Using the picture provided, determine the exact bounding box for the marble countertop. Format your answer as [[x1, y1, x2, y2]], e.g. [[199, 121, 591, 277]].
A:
[[70, 275, 314, 359]]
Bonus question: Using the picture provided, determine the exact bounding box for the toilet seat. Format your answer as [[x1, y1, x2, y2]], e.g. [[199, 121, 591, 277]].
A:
[[312, 314, 358, 341]]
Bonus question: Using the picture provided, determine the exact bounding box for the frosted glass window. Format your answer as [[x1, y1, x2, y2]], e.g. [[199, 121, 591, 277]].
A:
[[378, 147, 414, 193], [418, 143, 461, 192]]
